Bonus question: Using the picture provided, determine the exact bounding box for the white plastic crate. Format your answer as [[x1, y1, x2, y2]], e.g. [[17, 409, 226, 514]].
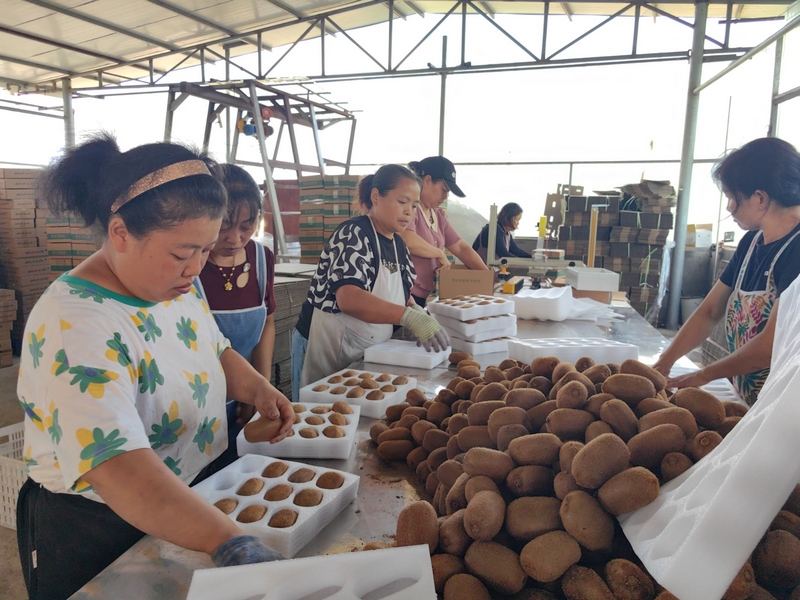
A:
[[0, 422, 25, 531], [187, 544, 436, 600], [508, 337, 639, 365]]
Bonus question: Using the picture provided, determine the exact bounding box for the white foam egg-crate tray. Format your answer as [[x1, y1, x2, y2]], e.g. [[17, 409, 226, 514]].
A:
[[446, 323, 517, 344], [298, 368, 417, 419], [450, 336, 511, 356], [508, 337, 639, 365], [432, 313, 516, 338], [566, 266, 620, 292], [668, 365, 742, 403], [620, 277, 800, 600], [237, 403, 360, 461], [506, 286, 573, 321], [427, 294, 514, 321], [192, 454, 359, 558], [187, 544, 436, 600], [364, 340, 450, 370]]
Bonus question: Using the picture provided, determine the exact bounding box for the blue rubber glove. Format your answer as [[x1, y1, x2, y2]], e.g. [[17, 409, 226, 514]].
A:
[[211, 535, 284, 567]]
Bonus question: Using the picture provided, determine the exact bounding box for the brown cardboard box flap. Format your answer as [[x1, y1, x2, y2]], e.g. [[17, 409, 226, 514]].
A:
[[438, 265, 494, 299]]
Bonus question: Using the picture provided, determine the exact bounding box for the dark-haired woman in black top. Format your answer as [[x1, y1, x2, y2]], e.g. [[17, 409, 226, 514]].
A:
[[472, 202, 532, 264]]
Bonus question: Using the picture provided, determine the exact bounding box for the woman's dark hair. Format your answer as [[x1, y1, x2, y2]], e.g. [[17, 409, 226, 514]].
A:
[[713, 137, 800, 208], [357, 164, 420, 210], [42, 132, 227, 238], [215, 164, 262, 227], [498, 202, 524, 229]]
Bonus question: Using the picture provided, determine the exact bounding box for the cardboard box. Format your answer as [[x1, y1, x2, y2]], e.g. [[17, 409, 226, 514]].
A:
[[0, 219, 35, 230], [1, 178, 36, 189], [605, 258, 632, 272], [629, 287, 659, 303], [299, 215, 324, 228], [324, 202, 351, 216], [438, 265, 494, 299], [0, 351, 12, 368], [0, 186, 36, 200], [563, 211, 619, 227], [299, 200, 326, 215], [619, 211, 674, 230], [0, 208, 35, 220], [299, 256, 319, 265], [610, 227, 640, 243], [299, 188, 325, 201], [687, 223, 713, 247], [0, 168, 40, 179], [323, 215, 349, 231], [298, 174, 360, 189], [637, 228, 670, 245], [572, 289, 612, 304], [610, 243, 665, 261], [566, 196, 620, 213], [299, 228, 326, 244], [559, 226, 611, 241], [620, 271, 660, 288], [0, 198, 35, 210], [640, 205, 675, 214], [618, 180, 676, 199]]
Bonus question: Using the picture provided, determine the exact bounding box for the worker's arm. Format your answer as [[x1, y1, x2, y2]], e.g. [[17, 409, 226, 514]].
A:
[[652, 280, 732, 376], [398, 230, 450, 270], [668, 297, 778, 389], [447, 239, 491, 271], [508, 235, 532, 259], [335, 284, 407, 324], [83, 448, 242, 555], [240, 312, 276, 426]]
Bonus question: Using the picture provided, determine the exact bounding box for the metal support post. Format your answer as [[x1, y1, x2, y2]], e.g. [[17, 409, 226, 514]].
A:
[[231, 109, 242, 164], [202, 101, 215, 154], [667, 0, 708, 330], [225, 47, 231, 162], [309, 103, 326, 176], [164, 90, 175, 142], [768, 35, 783, 137], [542, 1, 549, 59], [284, 96, 303, 179], [320, 18, 326, 76], [62, 77, 74, 149], [388, 0, 394, 70], [345, 119, 357, 175], [461, 1, 467, 65], [249, 81, 287, 258], [438, 36, 448, 156], [487, 204, 498, 266]]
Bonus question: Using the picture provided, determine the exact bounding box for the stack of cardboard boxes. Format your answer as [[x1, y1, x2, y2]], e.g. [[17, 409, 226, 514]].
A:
[[556, 195, 620, 267], [0, 289, 16, 367], [0, 168, 50, 357], [44, 213, 98, 279], [298, 174, 359, 265]]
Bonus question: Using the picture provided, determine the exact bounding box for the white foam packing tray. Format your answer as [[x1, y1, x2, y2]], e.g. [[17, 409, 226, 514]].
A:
[[450, 336, 511, 356], [668, 365, 742, 403], [192, 454, 359, 558], [566, 266, 620, 292], [237, 403, 361, 461], [432, 313, 517, 337], [620, 276, 800, 600], [508, 337, 639, 364], [186, 544, 436, 600], [298, 367, 417, 419], [505, 286, 574, 321], [446, 322, 517, 343], [427, 294, 515, 321], [363, 340, 450, 370]]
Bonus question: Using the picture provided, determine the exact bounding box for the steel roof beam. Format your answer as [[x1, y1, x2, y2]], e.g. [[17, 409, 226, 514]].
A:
[[643, 3, 725, 46], [266, 0, 338, 35], [0, 53, 74, 75], [404, 1, 426, 17], [478, 2, 495, 18]]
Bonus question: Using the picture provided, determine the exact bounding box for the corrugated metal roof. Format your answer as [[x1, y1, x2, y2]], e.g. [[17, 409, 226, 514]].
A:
[[0, 0, 793, 90]]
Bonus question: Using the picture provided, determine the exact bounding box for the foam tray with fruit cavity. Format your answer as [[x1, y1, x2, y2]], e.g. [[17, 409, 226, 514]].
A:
[[186, 544, 436, 600], [508, 337, 639, 364], [363, 339, 450, 370], [667, 364, 742, 403], [192, 454, 359, 558], [620, 277, 800, 600], [427, 294, 515, 321], [432, 312, 517, 338], [237, 402, 360, 460], [449, 336, 511, 356], [298, 368, 418, 419]]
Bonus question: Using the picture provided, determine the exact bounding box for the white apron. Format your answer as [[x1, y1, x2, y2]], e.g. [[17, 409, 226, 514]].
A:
[[300, 219, 406, 387]]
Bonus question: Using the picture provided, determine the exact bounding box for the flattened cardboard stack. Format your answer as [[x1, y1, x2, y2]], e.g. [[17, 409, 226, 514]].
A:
[[298, 175, 359, 265], [44, 213, 99, 280], [0, 289, 16, 367], [270, 277, 311, 400], [556, 194, 620, 267], [0, 168, 50, 354]]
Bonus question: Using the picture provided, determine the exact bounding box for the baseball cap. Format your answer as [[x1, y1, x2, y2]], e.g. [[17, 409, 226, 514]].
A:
[[414, 156, 465, 197]]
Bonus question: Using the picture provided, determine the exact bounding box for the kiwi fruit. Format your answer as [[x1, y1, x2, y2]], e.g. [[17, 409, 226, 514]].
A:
[[531, 356, 560, 378], [484, 366, 506, 383], [366, 390, 384, 401], [552, 361, 577, 383], [571, 433, 630, 489], [620, 359, 667, 392], [396, 500, 439, 553], [627, 424, 686, 469], [299, 427, 318, 438], [357, 372, 374, 379], [554, 472, 581, 500], [411, 419, 437, 444], [380, 384, 397, 393], [583, 364, 613, 385], [785, 485, 800, 517], [635, 397, 674, 417], [305, 415, 325, 425], [237, 505, 267, 523], [437, 459, 465, 488], [604, 558, 656, 600], [294, 488, 323, 507], [446, 413, 470, 435], [459, 365, 482, 379], [423, 428, 451, 452], [328, 375, 345, 384], [467, 400, 506, 426], [344, 378, 360, 386], [661, 452, 694, 482], [378, 427, 412, 444], [385, 403, 407, 423], [463, 490, 506, 541], [293, 413, 301, 424], [403, 406, 428, 420], [639, 406, 699, 440], [288, 467, 315, 483], [332, 401, 353, 414], [601, 374, 657, 407], [369, 422, 389, 443], [746, 585, 777, 600], [575, 356, 596, 372], [521, 530, 582, 582], [464, 540, 528, 595], [584, 393, 615, 418], [529, 376, 555, 397], [444, 573, 491, 600], [560, 491, 615, 551], [723, 401, 749, 418], [330, 386, 347, 395], [545, 408, 595, 441], [406, 445, 429, 471], [439, 389, 461, 406], [475, 382, 509, 402], [462, 447, 516, 482], [722, 560, 756, 600], [214, 498, 238, 514], [427, 402, 452, 426], [458, 426, 495, 451], [346, 387, 365, 398], [269, 508, 298, 528], [556, 380, 589, 409], [439, 509, 471, 556], [508, 433, 563, 466], [376, 373, 392, 382], [427, 447, 449, 472], [673, 387, 726, 429], [243, 415, 283, 443], [316, 471, 345, 489], [498, 424, 530, 452], [552, 371, 596, 399], [262, 461, 289, 478], [393, 375, 409, 385], [506, 496, 563, 541], [772, 511, 800, 540], [446, 435, 462, 460], [505, 366, 525, 380], [655, 591, 681, 600], [312, 384, 329, 392], [487, 406, 530, 441], [457, 360, 481, 371], [465, 475, 501, 503], [341, 369, 357, 377], [264, 484, 293, 501], [559, 441, 585, 474], [323, 425, 345, 438], [455, 380, 477, 400], [499, 358, 519, 370], [598, 467, 659, 515], [506, 465, 555, 497], [292, 404, 306, 414], [585, 420, 614, 442], [449, 351, 473, 364], [688, 430, 723, 462], [716, 416, 742, 438], [753, 529, 800, 589], [237, 477, 265, 496], [599, 399, 639, 441], [562, 566, 616, 599], [505, 388, 547, 411], [328, 412, 347, 427], [445, 473, 470, 516], [432, 553, 466, 594]]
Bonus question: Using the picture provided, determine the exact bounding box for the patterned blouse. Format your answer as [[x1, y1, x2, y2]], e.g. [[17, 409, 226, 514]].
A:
[[17, 274, 230, 502]]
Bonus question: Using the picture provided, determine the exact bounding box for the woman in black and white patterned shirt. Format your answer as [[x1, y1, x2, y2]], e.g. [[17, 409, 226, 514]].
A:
[[290, 165, 450, 400]]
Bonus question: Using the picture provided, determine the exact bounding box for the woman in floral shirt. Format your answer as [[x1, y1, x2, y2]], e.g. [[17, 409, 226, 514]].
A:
[[16, 134, 294, 599]]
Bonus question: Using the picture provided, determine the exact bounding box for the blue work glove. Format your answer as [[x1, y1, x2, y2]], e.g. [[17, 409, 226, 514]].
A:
[[400, 305, 451, 353], [211, 535, 284, 567]]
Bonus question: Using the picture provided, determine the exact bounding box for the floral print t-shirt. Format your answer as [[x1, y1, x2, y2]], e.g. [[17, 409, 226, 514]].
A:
[[17, 274, 230, 503]]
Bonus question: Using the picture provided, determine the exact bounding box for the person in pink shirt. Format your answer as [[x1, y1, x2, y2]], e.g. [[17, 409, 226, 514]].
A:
[[400, 156, 489, 307]]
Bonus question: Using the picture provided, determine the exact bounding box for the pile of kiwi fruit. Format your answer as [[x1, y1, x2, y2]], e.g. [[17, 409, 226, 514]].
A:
[[369, 352, 800, 599]]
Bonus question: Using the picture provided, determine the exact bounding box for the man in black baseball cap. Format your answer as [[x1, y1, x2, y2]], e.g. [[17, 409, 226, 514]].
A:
[[408, 156, 465, 197]]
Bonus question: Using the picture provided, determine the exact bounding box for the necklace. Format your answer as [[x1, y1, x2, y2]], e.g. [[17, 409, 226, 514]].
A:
[[217, 262, 237, 291]]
